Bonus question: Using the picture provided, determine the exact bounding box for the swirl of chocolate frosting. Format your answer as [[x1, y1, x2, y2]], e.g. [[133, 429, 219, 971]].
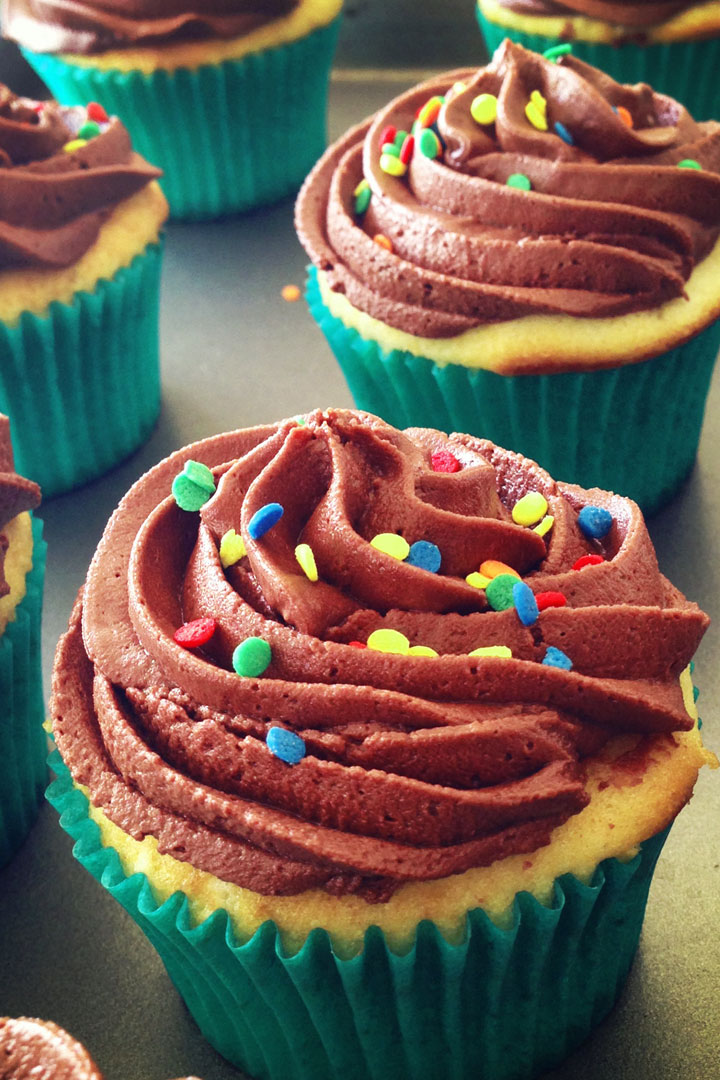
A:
[[2, 0, 298, 54], [0, 86, 161, 270], [296, 40, 720, 337], [491, 1, 698, 27], [51, 410, 708, 902]]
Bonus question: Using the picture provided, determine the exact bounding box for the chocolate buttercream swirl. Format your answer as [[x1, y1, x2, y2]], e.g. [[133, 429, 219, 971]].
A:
[[52, 411, 708, 901], [296, 40, 720, 337], [2, 0, 298, 54], [494, 1, 697, 27], [0, 86, 160, 270]]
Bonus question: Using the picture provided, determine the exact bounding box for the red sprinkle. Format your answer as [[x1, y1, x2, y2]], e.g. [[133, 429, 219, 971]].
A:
[[399, 134, 415, 165], [174, 617, 217, 648], [348, 640, 368, 649], [379, 125, 397, 149], [33, 102, 45, 114], [431, 450, 461, 473], [535, 591, 567, 610], [87, 101, 109, 123], [572, 554, 604, 571]]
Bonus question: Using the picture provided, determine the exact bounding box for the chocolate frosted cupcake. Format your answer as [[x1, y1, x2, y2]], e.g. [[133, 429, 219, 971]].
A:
[[4, 0, 343, 219], [0, 85, 167, 497], [49, 409, 715, 1080], [0, 1016, 202, 1079], [476, 2, 720, 119], [296, 40, 720, 513], [0, 414, 45, 867]]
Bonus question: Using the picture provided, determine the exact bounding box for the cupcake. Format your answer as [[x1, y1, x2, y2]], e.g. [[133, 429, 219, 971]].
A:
[[0, 413, 44, 867], [0, 1016, 202, 1079], [295, 40, 720, 513], [49, 408, 715, 1080], [0, 85, 167, 497], [475, 1, 720, 120], [3, 0, 344, 220]]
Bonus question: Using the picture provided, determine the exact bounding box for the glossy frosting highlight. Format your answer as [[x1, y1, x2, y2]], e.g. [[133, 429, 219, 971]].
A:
[[51, 411, 708, 902], [296, 40, 720, 337], [0, 86, 160, 270], [2, 0, 298, 53]]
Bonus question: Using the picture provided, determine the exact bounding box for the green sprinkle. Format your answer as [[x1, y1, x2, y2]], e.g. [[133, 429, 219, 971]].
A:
[[543, 43, 572, 61], [78, 120, 101, 139], [233, 637, 272, 678], [171, 460, 216, 512], [354, 179, 371, 215], [507, 173, 532, 191], [485, 573, 519, 612], [382, 143, 400, 158], [418, 128, 441, 159], [393, 129, 409, 148], [678, 159, 702, 170]]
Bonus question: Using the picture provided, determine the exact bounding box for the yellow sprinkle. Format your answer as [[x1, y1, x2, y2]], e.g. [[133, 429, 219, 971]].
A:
[[370, 533, 410, 560], [295, 543, 318, 582], [219, 528, 246, 568], [451, 81, 468, 97], [353, 178, 370, 197], [380, 154, 407, 177], [281, 284, 301, 302], [63, 138, 88, 153], [525, 101, 548, 131], [470, 93, 498, 126], [468, 645, 513, 658], [367, 628, 410, 655], [408, 645, 439, 657], [479, 560, 520, 580], [534, 514, 555, 538], [466, 572, 491, 589], [530, 90, 547, 115], [512, 492, 549, 527]]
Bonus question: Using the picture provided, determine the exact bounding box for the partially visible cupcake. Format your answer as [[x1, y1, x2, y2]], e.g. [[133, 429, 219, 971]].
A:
[[0, 1016, 202, 1079], [475, 2, 720, 120], [49, 408, 715, 1080], [0, 414, 44, 867], [4, 0, 343, 220], [0, 85, 167, 497], [296, 40, 720, 513]]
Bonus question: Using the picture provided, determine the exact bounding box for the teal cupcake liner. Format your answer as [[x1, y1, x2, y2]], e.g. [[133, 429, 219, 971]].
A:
[[48, 746, 669, 1080], [0, 517, 46, 867], [475, 8, 720, 120], [307, 267, 720, 513], [23, 17, 341, 220], [0, 243, 163, 499]]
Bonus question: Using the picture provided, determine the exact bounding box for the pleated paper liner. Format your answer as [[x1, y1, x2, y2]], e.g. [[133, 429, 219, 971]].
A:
[[23, 17, 341, 221], [48, 748, 669, 1080], [475, 9, 720, 121], [306, 267, 720, 514], [0, 517, 46, 867], [0, 242, 163, 499]]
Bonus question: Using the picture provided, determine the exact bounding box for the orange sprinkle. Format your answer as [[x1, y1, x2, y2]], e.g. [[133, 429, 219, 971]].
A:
[[373, 234, 393, 252], [616, 106, 633, 129], [479, 559, 520, 580], [281, 284, 301, 302]]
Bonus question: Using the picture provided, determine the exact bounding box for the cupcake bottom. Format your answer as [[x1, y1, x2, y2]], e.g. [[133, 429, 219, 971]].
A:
[[22, 17, 341, 221], [0, 517, 46, 867], [475, 6, 720, 121], [307, 268, 720, 514], [49, 748, 668, 1080], [0, 243, 163, 498]]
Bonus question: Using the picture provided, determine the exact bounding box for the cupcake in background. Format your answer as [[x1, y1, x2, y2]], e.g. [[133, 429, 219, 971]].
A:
[[0, 1016, 203, 1079], [3, 0, 343, 220], [49, 408, 715, 1080], [475, 1, 720, 120], [0, 85, 167, 497], [0, 414, 44, 867], [296, 40, 720, 513]]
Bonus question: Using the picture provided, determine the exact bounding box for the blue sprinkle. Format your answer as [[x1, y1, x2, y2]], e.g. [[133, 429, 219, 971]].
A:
[[266, 726, 306, 765], [248, 502, 284, 540], [554, 121, 574, 146], [406, 540, 442, 573], [542, 646, 573, 671], [513, 581, 539, 627], [693, 685, 700, 702], [577, 505, 613, 540]]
